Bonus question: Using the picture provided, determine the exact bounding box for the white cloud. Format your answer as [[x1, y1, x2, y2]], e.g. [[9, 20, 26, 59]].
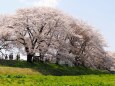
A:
[[18, 0, 60, 7], [18, 0, 27, 3], [34, 0, 59, 7]]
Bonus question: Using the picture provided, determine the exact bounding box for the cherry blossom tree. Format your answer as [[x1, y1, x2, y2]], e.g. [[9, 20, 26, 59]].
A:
[[0, 7, 110, 69]]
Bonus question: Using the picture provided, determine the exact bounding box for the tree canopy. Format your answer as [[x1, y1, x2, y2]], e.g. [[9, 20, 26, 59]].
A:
[[0, 7, 112, 69]]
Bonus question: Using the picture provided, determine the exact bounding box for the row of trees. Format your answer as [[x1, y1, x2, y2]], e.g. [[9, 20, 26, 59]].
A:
[[0, 7, 113, 69]]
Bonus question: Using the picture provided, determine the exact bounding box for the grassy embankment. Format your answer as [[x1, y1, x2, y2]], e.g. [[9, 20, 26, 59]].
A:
[[0, 60, 114, 86]]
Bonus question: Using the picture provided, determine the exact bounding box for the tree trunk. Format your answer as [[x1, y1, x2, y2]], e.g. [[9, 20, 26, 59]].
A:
[[27, 53, 33, 63], [56, 57, 60, 65], [39, 53, 44, 62]]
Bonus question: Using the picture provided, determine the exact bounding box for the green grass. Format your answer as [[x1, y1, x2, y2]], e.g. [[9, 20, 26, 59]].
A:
[[0, 74, 115, 86], [0, 60, 114, 86], [0, 60, 108, 76]]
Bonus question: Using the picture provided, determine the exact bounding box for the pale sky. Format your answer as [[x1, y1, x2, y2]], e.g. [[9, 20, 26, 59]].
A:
[[0, 0, 115, 52]]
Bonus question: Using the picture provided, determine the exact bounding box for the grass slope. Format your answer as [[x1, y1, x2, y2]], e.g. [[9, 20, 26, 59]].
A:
[[0, 60, 114, 86]]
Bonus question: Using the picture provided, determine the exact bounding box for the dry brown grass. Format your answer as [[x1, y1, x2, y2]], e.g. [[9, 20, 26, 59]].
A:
[[0, 67, 41, 75]]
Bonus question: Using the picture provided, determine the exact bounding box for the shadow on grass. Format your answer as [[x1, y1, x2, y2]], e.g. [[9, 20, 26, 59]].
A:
[[0, 60, 109, 76]]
